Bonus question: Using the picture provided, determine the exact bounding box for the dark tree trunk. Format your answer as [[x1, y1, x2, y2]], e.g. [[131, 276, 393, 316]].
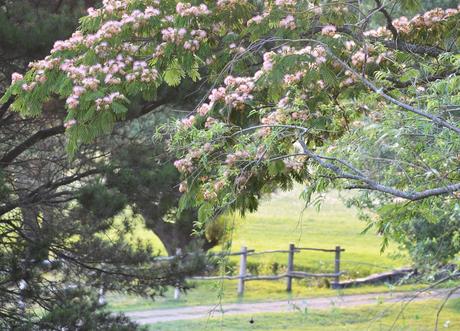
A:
[[142, 213, 218, 256]]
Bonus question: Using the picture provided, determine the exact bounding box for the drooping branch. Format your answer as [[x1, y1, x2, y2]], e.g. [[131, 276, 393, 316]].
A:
[[374, 0, 398, 39], [0, 169, 101, 217], [381, 40, 446, 57], [0, 125, 65, 168], [388, 69, 458, 89], [297, 137, 460, 201], [324, 48, 460, 134]]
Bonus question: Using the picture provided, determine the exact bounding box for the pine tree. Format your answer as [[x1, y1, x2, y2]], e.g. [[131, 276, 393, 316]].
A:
[[0, 1, 214, 328]]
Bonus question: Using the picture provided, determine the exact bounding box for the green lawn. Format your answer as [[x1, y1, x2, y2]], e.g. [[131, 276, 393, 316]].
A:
[[108, 187, 412, 311], [222, 187, 407, 278], [149, 298, 460, 331], [108, 282, 436, 312]]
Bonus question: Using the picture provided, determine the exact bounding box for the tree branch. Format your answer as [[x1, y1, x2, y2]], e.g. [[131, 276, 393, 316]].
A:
[[374, 0, 398, 39], [298, 137, 460, 201], [388, 69, 458, 89], [381, 40, 446, 57], [0, 125, 65, 168], [325, 49, 460, 134]]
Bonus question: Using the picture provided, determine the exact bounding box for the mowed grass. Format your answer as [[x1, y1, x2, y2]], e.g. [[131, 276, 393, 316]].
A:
[[149, 298, 460, 331], [108, 281, 437, 312], [222, 187, 407, 277], [108, 187, 412, 312]]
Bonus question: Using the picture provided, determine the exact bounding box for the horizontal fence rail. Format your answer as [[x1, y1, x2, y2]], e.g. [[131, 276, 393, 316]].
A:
[[177, 243, 345, 297]]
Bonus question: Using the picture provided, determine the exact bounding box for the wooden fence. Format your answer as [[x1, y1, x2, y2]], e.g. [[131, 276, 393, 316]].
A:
[[187, 243, 345, 296]]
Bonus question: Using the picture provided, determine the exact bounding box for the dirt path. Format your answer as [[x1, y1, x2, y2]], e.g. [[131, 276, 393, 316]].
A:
[[125, 289, 460, 325]]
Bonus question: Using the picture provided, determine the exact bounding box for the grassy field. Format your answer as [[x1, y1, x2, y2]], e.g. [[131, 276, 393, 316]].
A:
[[108, 281, 442, 312], [221, 187, 407, 277], [108, 187, 413, 311], [149, 298, 460, 331]]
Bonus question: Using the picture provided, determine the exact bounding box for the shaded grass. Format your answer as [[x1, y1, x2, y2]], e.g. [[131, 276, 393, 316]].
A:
[[148, 298, 460, 331], [108, 281, 432, 312], [109, 279, 460, 312]]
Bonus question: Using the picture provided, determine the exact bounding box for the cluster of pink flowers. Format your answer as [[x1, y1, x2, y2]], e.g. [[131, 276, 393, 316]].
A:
[[363, 26, 392, 38], [51, 31, 85, 54], [216, 0, 247, 8], [125, 60, 159, 83], [57, 50, 160, 109], [52, 5, 161, 56], [64, 119, 77, 129], [247, 13, 267, 26], [95, 92, 125, 111], [278, 45, 327, 65], [197, 103, 211, 116], [162, 27, 207, 51], [66, 85, 85, 109], [208, 87, 227, 104], [174, 158, 193, 174], [340, 70, 359, 87], [262, 52, 275, 71], [275, 0, 296, 6], [21, 1, 166, 101], [280, 15, 296, 30], [162, 27, 187, 43], [205, 76, 255, 111], [203, 189, 217, 201], [321, 25, 336, 37], [225, 150, 250, 166], [120, 8, 161, 29], [364, 6, 460, 37], [11, 73, 24, 84], [180, 115, 196, 129], [283, 71, 305, 85], [223, 76, 255, 109], [409, 6, 459, 28], [184, 29, 207, 51], [351, 47, 393, 67], [176, 3, 210, 16], [88, 0, 157, 18], [101, 0, 127, 14]]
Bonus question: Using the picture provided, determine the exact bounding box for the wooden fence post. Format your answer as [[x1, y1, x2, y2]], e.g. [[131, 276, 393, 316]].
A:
[[237, 246, 247, 296], [286, 243, 295, 292], [333, 245, 341, 289], [98, 286, 106, 306], [174, 248, 182, 300]]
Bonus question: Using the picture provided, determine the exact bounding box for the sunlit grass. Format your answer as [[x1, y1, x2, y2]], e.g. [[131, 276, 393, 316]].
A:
[[108, 187, 411, 311], [149, 298, 460, 331], [222, 187, 407, 277]]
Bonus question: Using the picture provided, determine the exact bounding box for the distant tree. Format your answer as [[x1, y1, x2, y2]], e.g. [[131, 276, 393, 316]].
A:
[[105, 116, 226, 255]]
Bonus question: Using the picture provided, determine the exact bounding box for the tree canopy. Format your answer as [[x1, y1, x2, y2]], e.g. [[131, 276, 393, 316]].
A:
[[0, 1, 213, 328], [2, 0, 459, 267]]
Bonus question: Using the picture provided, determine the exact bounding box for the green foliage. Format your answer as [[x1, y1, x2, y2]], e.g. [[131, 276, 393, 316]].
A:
[[33, 290, 144, 331], [79, 183, 128, 220], [1, 0, 459, 283], [164, 59, 186, 87]]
